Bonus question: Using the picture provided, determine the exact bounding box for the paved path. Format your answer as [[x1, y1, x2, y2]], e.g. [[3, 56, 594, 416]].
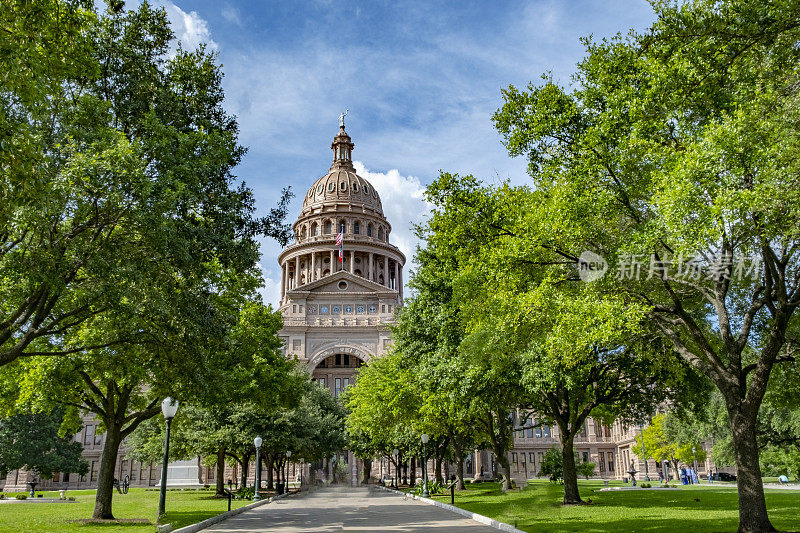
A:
[[203, 486, 500, 532]]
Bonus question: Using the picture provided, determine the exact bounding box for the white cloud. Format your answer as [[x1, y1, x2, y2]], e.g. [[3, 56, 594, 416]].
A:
[[159, 1, 218, 52], [258, 273, 282, 310], [220, 5, 242, 26], [353, 161, 430, 286]]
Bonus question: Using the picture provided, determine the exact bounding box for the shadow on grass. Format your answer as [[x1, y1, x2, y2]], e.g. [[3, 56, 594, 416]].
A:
[[161, 510, 231, 529]]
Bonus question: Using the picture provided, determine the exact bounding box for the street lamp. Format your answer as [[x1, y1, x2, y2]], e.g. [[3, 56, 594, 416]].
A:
[[421, 434, 429, 498], [691, 446, 699, 484], [393, 448, 400, 489], [253, 436, 263, 501], [286, 450, 292, 491], [639, 423, 650, 482], [158, 397, 179, 520]]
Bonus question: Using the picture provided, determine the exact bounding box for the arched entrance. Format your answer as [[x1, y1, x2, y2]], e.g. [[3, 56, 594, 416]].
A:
[[310, 352, 365, 398]]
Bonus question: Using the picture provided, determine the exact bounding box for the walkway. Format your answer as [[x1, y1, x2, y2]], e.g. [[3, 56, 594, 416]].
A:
[[203, 486, 500, 532]]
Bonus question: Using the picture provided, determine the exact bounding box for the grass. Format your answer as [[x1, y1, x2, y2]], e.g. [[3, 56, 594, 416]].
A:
[[0, 488, 257, 533], [428, 479, 800, 532]]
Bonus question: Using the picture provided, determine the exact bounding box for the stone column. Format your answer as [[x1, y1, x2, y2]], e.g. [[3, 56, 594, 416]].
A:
[[399, 266, 403, 301], [295, 256, 300, 287], [394, 261, 399, 291], [350, 250, 355, 274], [330, 250, 335, 274], [368, 252, 374, 281], [311, 251, 316, 281], [383, 256, 388, 286], [281, 261, 286, 301]]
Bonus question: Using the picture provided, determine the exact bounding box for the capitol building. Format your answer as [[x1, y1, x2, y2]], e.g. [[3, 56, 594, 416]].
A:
[[276, 123, 404, 397]]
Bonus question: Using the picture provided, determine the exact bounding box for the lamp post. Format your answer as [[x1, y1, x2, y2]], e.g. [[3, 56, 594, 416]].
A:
[[158, 397, 179, 520], [691, 446, 699, 484], [286, 450, 292, 491], [421, 434, 429, 498], [393, 448, 400, 489], [639, 423, 650, 482], [253, 436, 263, 501]]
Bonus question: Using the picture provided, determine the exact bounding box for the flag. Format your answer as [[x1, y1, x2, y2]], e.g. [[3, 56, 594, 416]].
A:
[[336, 228, 343, 262]]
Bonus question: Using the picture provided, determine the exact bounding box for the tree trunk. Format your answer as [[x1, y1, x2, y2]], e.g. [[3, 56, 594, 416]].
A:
[[92, 425, 122, 519], [266, 454, 274, 490], [561, 434, 582, 504], [494, 451, 512, 492], [434, 455, 443, 484], [215, 448, 226, 496], [410, 457, 416, 485], [730, 410, 775, 533], [239, 456, 249, 490], [454, 449, 466, 490], [362, 458, 372, 484]]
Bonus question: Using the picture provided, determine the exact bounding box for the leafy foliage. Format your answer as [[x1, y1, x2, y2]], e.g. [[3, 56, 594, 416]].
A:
[[0, 409, 87, 479]]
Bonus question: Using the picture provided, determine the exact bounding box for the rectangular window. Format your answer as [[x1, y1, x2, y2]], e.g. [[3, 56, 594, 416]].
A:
[[90, 461, 99, 482], [84, 425, 95, 445], [381, 305, 386, 313], [343, 354, 350, 366], [526, 418, 533, 439], [94, 430, 103, 445], [130, 462, 137, 481], [319, 377, 326, 388], [343, 378, 349, 388], [335, 378, 341, 397], [582, 451, 589, 463], [335, 354, 342, 366], [535, 418, 542, 438], [543, 425, 551, 438], [292, 339, 301, 351], [512, 453, 517, 464], [580, 422, 587, 438]]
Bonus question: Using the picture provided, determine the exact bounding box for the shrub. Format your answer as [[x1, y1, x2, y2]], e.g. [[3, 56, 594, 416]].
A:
[[236, 486, 255, 500], [15, 493, 27, 500], [0, 493, 4, 499], [640, 482, 651, 488], [412, 481, 442, 496]]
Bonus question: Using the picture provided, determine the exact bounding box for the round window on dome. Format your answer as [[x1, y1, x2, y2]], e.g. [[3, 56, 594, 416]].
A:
[[373, 189, 378, 198], [316, 184, 323, 194], [352, 182, 359, 192], [364, 185, 370, 195], [307, 189, 313, 197], [340, 181, 347, 191], [327, 182, 335, 192]]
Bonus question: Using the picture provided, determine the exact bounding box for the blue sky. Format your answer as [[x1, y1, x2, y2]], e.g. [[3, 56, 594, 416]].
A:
[[153, 0, 658, 305]]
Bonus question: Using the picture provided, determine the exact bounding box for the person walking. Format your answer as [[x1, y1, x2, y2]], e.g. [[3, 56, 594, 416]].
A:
[[658, 470, 664, 484], [779, 474, 789, 485], [680, 467, 688, 485]]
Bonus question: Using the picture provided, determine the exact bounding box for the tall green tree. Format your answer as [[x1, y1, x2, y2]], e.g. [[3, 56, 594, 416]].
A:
[[0, 0, 292, 368], [493, 2, 800, 529], [0, 409, 88, 480]]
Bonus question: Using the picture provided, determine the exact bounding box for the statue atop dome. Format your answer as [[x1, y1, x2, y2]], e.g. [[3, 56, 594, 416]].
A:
[[338, 109, 348, 128]]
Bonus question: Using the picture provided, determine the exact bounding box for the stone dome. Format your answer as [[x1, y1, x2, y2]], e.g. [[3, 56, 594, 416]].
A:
[[301, 169, 383, 214]]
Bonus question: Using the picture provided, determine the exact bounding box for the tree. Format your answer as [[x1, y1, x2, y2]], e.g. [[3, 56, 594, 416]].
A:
[[538, 447, 563, 483], [576, 460, 596, 480], [0, 0, 293, 368], [493, 2, 800, 530], [0, 409, 87, 480], [1, 1, 293, 520], [420, 173, 702, 503]]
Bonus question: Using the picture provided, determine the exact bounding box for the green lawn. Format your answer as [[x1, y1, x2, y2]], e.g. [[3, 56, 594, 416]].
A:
[[0, 488, 257, 533], [429, 480, 800, 533]]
